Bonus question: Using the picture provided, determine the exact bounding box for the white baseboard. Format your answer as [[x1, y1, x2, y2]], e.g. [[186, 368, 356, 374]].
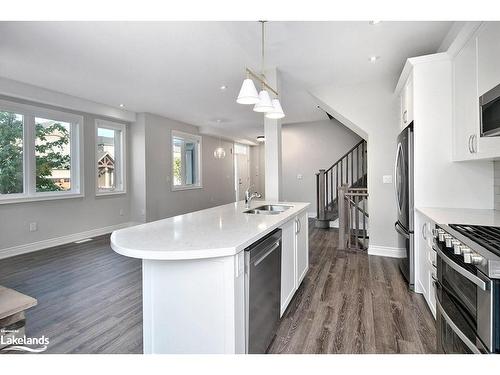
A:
[[0, 221, 139, 260], [368, 245, 406, 258]]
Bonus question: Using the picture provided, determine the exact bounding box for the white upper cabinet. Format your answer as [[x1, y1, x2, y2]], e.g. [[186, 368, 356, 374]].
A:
[[452, 36, 479, 161], [477, 22, 500, 96], [476, 22, 500, 159], [451, 22, 500, 161], [400, 73, 414, 129]]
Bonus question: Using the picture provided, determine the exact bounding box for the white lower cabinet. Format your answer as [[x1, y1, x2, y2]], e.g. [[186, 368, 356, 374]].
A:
[[415, 210, 437, 318], [280, 219, 296, 316], [295, 211, 309, 286], [279, 211, 309, 316]]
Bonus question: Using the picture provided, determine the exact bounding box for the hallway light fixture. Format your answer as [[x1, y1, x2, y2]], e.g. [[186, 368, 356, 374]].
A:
[[213, 137, 226, 159], [236, 21, 285, 119], [256, 135, 265, 142]]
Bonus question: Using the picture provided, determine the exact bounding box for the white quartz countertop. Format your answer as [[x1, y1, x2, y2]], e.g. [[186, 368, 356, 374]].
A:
[[417, 207, 500, 227], [110, 200, 310, 260]]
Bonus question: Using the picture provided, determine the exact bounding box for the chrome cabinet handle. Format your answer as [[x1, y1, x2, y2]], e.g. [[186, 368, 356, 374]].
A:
[[468, 135, 473, 154], [436, 247, 487, 290], [472, 134, 477, 153], [422, 222, 427, 240], [403, 109, 408, 124], [436, 298, 481, 354]]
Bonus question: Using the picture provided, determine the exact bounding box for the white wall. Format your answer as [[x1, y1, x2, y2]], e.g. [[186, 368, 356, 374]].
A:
[[249, 144, 265, 198], [281, 119, 362, 216], [131, 113, 235, 222], [312, 79, 401, 250], [0, 96, 132, 253]]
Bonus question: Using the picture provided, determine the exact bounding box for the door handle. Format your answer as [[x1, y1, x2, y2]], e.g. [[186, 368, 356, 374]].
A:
[[394, 143, 402, 215], [394, 221, 410, 239], [435, 298, 481, 354], [253, 242, 280, 267], [436, 247, 487, 290]]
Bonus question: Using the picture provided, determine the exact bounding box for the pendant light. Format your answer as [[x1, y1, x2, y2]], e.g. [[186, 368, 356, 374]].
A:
[[265, 98, 285, 119], [236, 77, 259, 104], [236, 21, 285, 119], [213, 137, 226, 159]]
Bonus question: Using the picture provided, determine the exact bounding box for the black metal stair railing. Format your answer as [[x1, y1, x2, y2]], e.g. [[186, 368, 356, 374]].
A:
[[315, 139, 367, 228]]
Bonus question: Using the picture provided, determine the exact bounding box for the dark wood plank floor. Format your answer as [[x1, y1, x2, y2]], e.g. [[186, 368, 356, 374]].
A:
[[0, 236, 143, 354], [0, 222, 436, 354], [268, 223, 436, 354]]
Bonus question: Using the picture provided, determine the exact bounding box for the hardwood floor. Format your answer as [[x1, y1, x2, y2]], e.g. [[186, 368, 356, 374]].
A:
[[0, 236, 143, 354], [0, 223, 436, 354], [268, 223, 436, 354]]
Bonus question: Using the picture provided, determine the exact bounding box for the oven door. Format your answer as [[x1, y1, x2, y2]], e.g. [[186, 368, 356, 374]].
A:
[[435, 246, 492, 353]]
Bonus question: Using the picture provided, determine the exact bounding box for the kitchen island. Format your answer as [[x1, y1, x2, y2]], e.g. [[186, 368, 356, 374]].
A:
[[111, 200, 310, 354]]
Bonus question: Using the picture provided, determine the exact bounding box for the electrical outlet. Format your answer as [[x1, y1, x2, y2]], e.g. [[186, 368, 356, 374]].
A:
[[29, 222, 38, 232], [297, 174, 303, 180], [383, 175, 393, 184]]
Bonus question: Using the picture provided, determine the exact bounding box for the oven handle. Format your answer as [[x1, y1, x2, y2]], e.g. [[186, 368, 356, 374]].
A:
[[436, 298, 481, 354], [436, 247, 487, 291]]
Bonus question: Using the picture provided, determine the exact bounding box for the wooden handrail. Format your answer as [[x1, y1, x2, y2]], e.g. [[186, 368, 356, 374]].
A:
[[325, 139, 365, 173]]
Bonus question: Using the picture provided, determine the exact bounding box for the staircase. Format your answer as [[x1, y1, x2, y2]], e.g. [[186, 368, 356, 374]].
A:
[[315, 140, 367, 229]]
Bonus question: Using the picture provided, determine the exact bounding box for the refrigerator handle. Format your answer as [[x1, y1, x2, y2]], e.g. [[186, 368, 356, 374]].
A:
[[394, 142, 402, 215], [394, 221, 410, 239]]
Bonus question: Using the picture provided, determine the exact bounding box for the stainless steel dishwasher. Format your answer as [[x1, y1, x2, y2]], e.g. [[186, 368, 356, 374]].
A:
[[244, 228, 282, 354]]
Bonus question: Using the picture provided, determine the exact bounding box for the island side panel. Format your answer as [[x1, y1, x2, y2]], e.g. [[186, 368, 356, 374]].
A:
[[142, 255, 244, 354]]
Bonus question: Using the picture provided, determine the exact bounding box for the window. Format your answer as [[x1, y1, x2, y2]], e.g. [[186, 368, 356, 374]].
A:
[[0, 100, 83, 204], [95, 120, 126, 195], [171, 130, 202, 190]]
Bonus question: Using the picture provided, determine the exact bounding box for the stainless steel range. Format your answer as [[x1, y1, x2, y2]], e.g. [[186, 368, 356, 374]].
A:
[[433, 224, 500, 354]]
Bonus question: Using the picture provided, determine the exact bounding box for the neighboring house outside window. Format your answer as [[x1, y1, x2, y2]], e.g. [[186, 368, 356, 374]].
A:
[[171, 130, 202, 190]]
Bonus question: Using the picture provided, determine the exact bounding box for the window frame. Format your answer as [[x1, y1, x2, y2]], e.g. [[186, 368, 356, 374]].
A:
[[171, 130, 203, 191], [95, 119, 127, 196], [0, 99, 84, 205]]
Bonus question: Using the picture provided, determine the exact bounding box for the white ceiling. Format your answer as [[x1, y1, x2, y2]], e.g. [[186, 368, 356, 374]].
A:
[[0, 21, 452, 139]]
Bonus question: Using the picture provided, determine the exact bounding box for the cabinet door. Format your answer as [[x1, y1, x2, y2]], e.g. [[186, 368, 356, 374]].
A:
[[477, 22, 500, 96], [295, 212, 309, 286], [453, 36, 479, 161], [475, 22, 500, 159], [280, 219, 296, 316], [400, 74, 414, 129]]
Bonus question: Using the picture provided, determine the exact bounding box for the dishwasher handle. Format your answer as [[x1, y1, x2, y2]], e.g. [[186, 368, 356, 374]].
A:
[[253, 241, 280, 267]]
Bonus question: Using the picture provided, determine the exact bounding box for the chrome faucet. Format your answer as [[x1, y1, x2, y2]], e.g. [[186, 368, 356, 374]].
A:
[[244, 185, 262, 209]]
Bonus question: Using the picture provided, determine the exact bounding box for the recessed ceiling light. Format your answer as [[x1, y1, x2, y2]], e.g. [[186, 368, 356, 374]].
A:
[[119, 104, 125, 108], [369, 20, 381, 25], [369, 56, 380, 63], [220, 85, 227, 91], [216, 119, 222, 123]]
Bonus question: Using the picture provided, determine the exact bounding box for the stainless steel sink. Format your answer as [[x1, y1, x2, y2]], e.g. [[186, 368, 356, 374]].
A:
[[254, 205, 291, 212], [244, 205, 291, 215]]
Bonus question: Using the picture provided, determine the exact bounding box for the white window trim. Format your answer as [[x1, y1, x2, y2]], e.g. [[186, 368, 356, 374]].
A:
[[171, 130, 203, 191], [95, 119, 127, 196], [0, 99, 84, 205]]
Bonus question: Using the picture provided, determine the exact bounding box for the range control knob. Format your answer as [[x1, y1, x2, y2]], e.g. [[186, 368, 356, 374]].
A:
[[452, 241, 462, 255], [464, 252, 485, 265], [445, 235, 453, 248], [461, 246, 472, 257], [432, 228, 440, 239], [438, 230, 446, 242]]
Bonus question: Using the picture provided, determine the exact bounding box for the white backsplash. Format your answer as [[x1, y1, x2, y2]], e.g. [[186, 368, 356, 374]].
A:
[[495, 161, 500, 211]]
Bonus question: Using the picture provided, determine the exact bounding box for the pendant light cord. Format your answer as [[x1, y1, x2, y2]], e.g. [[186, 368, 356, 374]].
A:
[[260, 20, 266, 88]]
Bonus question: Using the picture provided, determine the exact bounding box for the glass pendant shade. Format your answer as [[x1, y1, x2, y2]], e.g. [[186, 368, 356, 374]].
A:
[[253, 90, 274, 113], [236, 79, 259, 104], [265, 99, 285, 119], [213, 147, 226, 159]]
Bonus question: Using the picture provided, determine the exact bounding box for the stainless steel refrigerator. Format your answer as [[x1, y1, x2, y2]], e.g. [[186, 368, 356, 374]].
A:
[[394, 123, 414, 290]]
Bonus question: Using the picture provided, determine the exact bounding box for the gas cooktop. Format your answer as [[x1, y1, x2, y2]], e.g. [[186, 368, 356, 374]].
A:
[[449, 224, 500, 258]]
